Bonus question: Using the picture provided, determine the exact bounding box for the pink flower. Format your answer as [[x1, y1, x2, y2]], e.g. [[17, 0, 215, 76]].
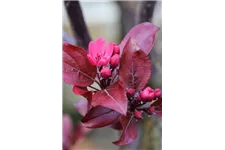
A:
[[87, 38, 113, 66], [140, 87, 155, 102]]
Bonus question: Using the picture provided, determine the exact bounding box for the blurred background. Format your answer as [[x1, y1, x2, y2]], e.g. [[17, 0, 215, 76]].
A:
[[63, 1, 162, 150]]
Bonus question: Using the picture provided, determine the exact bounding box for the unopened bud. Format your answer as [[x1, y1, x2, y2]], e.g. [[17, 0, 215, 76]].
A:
[[136, 95, 142, 101], [113, 44, 120, 55], [154, 88, 162, 98], [148, 107, 155, 114], [98, 58, 108, 66], [110, 54, 120, 67], [134, 110, 142, 119], [140, 87, 155, 102], [126, 88, 135, 97], [100, 67, 111, 79]]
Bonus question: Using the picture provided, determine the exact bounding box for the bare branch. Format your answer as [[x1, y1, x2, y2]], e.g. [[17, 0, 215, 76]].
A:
[[138, 1, 156, 23], [64, 1, 91, 49]]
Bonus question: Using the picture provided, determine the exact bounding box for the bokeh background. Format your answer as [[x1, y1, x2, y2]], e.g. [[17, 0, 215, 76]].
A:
[[63, 1, 162, 150]]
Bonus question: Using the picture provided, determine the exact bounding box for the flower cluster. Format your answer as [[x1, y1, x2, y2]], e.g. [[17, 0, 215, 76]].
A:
[[63, 22, 161, 147]]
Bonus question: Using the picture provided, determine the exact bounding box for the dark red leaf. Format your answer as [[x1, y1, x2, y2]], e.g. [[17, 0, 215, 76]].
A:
[[81, 106, 122, 128], [113, 115, 137, 146], [63, 42, 97, 87], [119, 22, 159, 55], [73, 85, 88, 95], [119, 39, 151, 91], [91, 81, 127, 115], [108, 121, 122, 130]]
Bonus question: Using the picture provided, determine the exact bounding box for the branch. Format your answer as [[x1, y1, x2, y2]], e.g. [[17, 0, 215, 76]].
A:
[[64, 1, 92, 49], [137, 1, 156, 23]]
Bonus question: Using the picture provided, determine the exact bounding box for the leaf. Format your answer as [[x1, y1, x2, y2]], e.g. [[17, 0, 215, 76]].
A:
[[73, 85, 88, 95], [81, 106, 122, 128], [108, 121, 122, 130], [119, 39, 151, 91], [91, 81, 127, 115], [63, 42, 97, 87], [119, 22, 160, 55], [113, 115, 137, 146]]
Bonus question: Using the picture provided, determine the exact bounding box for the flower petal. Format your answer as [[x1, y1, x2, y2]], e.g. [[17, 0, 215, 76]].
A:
[[87, 54, 96, 66], [97, 58, 109, 66], [96, 38, 106, 55], [106, 42, 114, 57], [88, 41, 97, 57]]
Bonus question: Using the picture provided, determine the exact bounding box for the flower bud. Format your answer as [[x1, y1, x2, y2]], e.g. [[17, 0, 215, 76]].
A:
[[140, 87, 155, 102], [126, 88, 135, 97], [154, 88, 162, 98], [113, 44, 120, 55], [134, 110, 142, 119], [98, 58, 108, 66], [110, 54, 120, 67], [136, 95, 142, 101], [100, 67, 111, 79], [148, 106, 155, 114]]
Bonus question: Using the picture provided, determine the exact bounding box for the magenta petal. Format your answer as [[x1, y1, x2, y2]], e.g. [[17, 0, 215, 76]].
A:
[[106, 42, 114, 57], [88, 41, 97, 57], [97, 58, 109, 66], [74, 99, 88, 116], [96, 38, 106, 55], [87, 54, 96, 66]]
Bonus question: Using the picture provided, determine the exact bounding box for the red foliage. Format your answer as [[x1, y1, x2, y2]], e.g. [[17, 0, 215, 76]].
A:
[[62, 22, 162, 147]]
